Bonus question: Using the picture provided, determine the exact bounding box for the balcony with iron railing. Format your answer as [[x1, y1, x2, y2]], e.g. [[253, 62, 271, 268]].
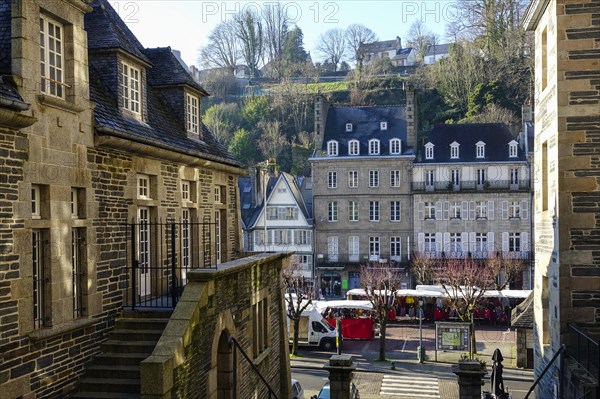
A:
[[417, 250, 531, 260], [412, 179, 530, 192], [315, 252, 409, 267]]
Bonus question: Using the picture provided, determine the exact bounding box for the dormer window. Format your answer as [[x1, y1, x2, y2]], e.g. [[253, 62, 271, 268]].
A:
[[509, 140, 518, 158], [425, 142, 434, 160], [390, 138, 402, 155], [40, 15, 64, 98], [186, 93, 199, 136], [450, 141, 460, 159], [476, 141, 486, 158], [349, 140, 360, 156], [380, 122, 388, 131], [345, 123, 353, 132], [327, 140, 338, 156], [120, 60, 141, 115], [369, 139, 380, 155]]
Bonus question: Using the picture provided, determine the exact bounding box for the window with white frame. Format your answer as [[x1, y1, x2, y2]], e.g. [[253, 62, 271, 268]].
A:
[[71, 188, 79, 218], [425, 202, 435, 219], [390, 170, 401, 187], [120, 60, 141, 114], [369, 236, 380, 258], [369, 201, 380, 222], [390, 201, 401, 221], [214, 185, 223, 203], [137, 174, 150, 199], [328, 201, 338, 222], [186, 93, 199, 135], [349, 236, 359, 261], [476, 141, 486, 158], [348, 170, 358, 188], [348, 201, 359, 222], [296, 230, 312, 245], [509, 201, 520, 218], [424, 233, 436, 252], [390, 139, 401, 154], [328, 171, 338, 188], [369, 170, 379, 187], [426, 170, 435, 186], [267, 206, 299, 220], [477, 169, 486, 185], [32, 229, 48, 329], [328, 236, 339, 261], [181, 181, 191, 202], [40, 16, 64, 98], [449, 233, 462, 252], [476, 201, 487, 218], [475, 233, 488, 252], [369, 139, 380, 155], [509, 141, 518, 157], [509, 232, 521, 251], [380, 121, 388, 131], [510, 168, 519, 185], [345, 123, 353, 132], [32, 185, 41, 219], [327, 141, 338, 156], [390, 237, 401, 261], [349, 140, 360, 155], [450, 202, 461, 219], [425, 143, 434, 159], [451, 169, 460, 186], [450, 142, 460, 159]]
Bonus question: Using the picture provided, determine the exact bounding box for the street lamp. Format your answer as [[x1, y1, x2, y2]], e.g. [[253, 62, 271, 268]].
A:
[[418, 297, 424, 363]]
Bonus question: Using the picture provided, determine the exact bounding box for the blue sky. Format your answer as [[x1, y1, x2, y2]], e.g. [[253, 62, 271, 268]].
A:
[[113, 0, 456, 67]]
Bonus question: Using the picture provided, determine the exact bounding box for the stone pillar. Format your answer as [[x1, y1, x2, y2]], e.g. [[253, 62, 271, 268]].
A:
[[452, 361, 486, 399], [323, 355, 356, 399]]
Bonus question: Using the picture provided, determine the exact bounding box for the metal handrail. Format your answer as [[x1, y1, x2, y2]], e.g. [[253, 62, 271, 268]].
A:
[[524, 344, 565, 399], [228, 336, 278, 399]]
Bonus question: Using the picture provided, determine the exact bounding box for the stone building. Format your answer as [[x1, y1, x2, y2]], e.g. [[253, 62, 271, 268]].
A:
[[0, 1, 290, 398], [524, 0, 600, 397], [310, 95, 417, 297], [412, 123, 533, 288]]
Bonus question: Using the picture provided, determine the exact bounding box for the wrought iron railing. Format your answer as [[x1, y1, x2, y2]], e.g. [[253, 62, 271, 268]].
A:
[[315, 253, 409, 265], [412, 180, 530, 192], [567, 323, 600, 397], [124, 218, 216, 309], [228, 336, 278, 399]]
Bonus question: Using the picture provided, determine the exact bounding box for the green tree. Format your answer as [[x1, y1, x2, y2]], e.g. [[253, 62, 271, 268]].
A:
[[241, 96, 271, 129], [228, 128, 259, 167], [234, 10, 264, 78], [203, 103, 240, 146]]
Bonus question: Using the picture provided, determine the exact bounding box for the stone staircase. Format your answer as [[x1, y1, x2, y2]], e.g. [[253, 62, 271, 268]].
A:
[[71, 310, 171, 399]]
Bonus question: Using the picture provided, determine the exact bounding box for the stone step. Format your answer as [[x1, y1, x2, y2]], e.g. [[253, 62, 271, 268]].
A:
[[108, 328, 164, 342], [100, 340, 157, 354], [71, 392, 140, 399], [120, 309, 172, 319], [93, 352, 149, 367], [115, 318, 169, 331], [77, 377, 140, 394], [84, 364, 140, 380]]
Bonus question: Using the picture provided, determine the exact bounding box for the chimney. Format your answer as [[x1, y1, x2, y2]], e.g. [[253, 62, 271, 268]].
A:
[[314, 94, 330, 150], [396, 36, 402, 49]]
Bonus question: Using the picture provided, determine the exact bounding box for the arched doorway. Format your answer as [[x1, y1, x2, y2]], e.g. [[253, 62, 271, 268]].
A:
[[217, 330, 233, 399]]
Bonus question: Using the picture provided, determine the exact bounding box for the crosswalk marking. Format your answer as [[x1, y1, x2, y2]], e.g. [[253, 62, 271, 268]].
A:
[[380, 374, 440, 398]]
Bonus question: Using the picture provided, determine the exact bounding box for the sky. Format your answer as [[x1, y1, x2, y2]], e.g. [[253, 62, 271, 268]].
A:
[[112, 0, 457, 68]]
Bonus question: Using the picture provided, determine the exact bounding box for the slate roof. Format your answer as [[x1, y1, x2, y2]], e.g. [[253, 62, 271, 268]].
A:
[[320, 106, 411, 156], [424, 43, 453, 57], [511, 292, 533, 328], [144, 47, 209, 95], [85, 0, 151, 65], [0, 1, 11, 75], [392, 47, 415, 60], [362, 39, 401, 53], [416, 123, 526, 163], [0, 75, 26, 105]]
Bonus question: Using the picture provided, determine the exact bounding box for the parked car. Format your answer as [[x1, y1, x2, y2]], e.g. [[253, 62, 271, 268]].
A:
[[291, 378, 305, 399], [313, 381, 359, 399]]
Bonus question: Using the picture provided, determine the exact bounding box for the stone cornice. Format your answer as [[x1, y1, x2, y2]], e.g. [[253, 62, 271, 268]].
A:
[[63, 0, 93, 13], [0, 108, 37, 129]]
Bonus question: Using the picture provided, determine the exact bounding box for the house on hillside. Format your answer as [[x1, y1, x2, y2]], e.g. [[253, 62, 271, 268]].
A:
[[362, 36, 418, 67], [412, 123, 533, 289], [423, 43, 453, 64], [240, 171, 315, 285], [525, 0, 600, 397], [0, 1, 291, 398], [310, 93, 418, 297]]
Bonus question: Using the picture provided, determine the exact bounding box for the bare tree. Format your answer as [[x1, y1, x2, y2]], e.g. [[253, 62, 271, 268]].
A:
[[234, 10, 264, 78], [467, 103, 518, 124], [410, 252, 436, 286], [262, 3, 290, 78], [407, 20, 433, 62], [486, 254, 526, 290], [360, 262, 403, 361], [345, 24, 377, 67], [258, 120, 288, 160], [282, 258, 313, 356], [432, 257, 497, 355], [199, 20, 239, 74], [316, 28, 346, 72]]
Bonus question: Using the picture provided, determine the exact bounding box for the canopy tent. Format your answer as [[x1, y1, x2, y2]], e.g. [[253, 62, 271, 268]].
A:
[[346, 286, 531, 300], [313, 300, 373, 312]]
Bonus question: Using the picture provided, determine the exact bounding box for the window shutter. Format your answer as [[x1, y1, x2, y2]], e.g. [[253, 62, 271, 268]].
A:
[[418, 202, 424, 220], [502, 232, 509, 252], [443, 201, 450, 220], [469, 232, 476, 253], [418, 233, 425, 252], [443, 232, 450, 253], [469, 201, 476, 220], [521, 200, 529, 219], [435, 201, 443, 220], [461, 201, 469, 220], [461, 232, 469, 254], [522, 232, 529, 253], [488, 201, 494, 220], [502, 201, 508, 220], [435, 232, 443, 253], [287, 230, 292, 244], [488, 232, 495, 252]]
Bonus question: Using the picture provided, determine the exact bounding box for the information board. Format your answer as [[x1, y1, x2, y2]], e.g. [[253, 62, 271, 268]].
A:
[[435, 322, 470, 361]]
